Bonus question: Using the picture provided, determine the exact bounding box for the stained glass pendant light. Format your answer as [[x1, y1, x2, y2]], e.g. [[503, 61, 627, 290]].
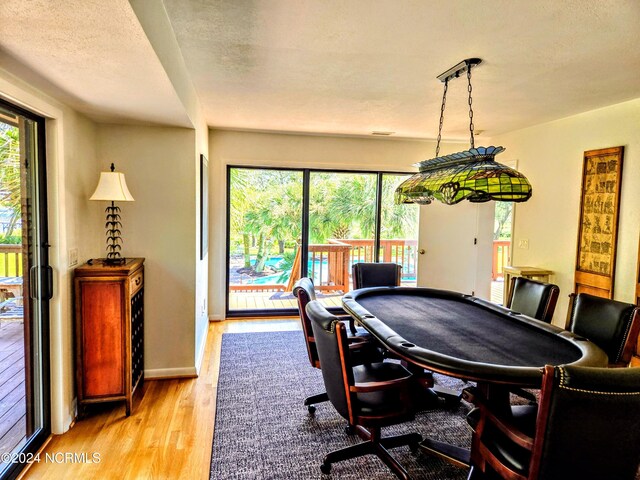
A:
[[395, 58, 532, 205]]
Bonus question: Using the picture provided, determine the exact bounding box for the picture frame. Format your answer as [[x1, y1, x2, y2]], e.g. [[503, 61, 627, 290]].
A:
[[574, 146, 624, 298], [200, 154, 209, 260]]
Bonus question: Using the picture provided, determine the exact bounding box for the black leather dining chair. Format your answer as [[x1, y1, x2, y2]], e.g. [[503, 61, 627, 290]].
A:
[[352, 262, 402, 290], [293, 277, 381, 414], [306, 299, 422, 479], [506, 277, 560, 323], [468, 364, 640, 480], [566, 293, 640, 367]]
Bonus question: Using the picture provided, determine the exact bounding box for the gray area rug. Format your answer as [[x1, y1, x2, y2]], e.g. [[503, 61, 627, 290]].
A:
[[210, 331, 476, 479]]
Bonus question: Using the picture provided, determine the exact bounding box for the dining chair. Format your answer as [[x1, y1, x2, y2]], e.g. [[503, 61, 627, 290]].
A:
[[566, 292, 640, 367], [352, 262, 402, 290], [503, 277, 560, 404], [468, 364, 640, 480], [506, 277, 560, 323], [306, 299, 422, 479], [293, 277, 381, 414]]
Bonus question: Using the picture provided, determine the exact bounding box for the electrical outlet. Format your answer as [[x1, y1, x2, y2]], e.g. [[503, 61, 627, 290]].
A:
[[69, 248, 79, 267], [518, 239, 529, 250]]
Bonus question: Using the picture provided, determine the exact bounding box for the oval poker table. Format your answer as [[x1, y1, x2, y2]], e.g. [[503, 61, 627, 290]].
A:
[[342, 286, 608, 467], [342, 286, 607, 386]]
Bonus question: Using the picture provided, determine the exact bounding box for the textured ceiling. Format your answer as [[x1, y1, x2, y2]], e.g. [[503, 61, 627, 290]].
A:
[[1, 1, 639, 139], [0, 0, 191, 126], [162, 0, 640, 139]]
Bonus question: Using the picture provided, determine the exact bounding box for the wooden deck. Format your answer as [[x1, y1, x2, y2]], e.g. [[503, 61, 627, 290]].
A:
[[229, 279, 497, 313], [0, 322, 26, 455], [229, 291, 342, 311]]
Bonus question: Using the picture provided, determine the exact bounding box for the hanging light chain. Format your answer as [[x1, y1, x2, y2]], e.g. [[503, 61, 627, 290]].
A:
[[467, 62, 475, 149], [435, 78, 448, 157]]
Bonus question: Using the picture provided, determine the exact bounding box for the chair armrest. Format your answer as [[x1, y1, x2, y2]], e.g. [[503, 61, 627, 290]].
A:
[[350, 375, 412, 393], [336, 314, 358, 335], [463, 387, 534, 450]]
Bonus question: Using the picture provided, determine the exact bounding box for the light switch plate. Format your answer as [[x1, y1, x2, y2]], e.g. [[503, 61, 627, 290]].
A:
[[69, 248, 79, 267]]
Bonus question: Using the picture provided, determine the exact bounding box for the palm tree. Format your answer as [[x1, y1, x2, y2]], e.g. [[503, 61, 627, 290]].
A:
[[0, 123, 21, 240]]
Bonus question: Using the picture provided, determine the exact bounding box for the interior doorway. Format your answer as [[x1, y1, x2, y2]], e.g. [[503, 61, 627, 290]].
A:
[[491, 201, 513, 304]]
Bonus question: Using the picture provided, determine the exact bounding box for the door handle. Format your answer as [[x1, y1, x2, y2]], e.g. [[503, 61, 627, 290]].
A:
[[419, 249, 425, 255], [29, 265, 54, 300]]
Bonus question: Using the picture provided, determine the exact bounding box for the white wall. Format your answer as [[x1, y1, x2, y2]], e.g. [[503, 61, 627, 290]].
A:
[[96, 125, 199, 377], [207, 129, 466, 319], [492, 98, 640, 326], [194, 116, 209, 373], [130, 0, 211, 372]]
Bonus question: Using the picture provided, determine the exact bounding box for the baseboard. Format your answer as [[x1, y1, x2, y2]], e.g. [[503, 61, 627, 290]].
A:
[[144, 366, 198, 379], [209, 314, 223, 321], [195, 326, 208, 376]]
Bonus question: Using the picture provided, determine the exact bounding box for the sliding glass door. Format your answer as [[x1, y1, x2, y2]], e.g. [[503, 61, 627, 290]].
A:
[[379, 174, 419, 287], [0, 99, 50, 479], [307, 171, 377, 308], [227, 168, 303, 311], [226, 167, 418, 316]]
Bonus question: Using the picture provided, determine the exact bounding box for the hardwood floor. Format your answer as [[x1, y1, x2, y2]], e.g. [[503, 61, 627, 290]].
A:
[[22, 319, 300, 480]]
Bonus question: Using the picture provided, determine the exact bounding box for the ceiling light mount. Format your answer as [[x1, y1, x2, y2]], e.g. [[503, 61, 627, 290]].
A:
[[395, 58, 532, 206], [436, 58, 482, 83]]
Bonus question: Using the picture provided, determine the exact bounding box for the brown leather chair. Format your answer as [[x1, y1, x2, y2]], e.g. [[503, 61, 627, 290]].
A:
[[293, 277, 380, 414], [506, 277, 559, 323], [306, 300, 422, 479], [566, 293, 640, 367], [468, 365, 640, 480], [352, 262, 402, 290]]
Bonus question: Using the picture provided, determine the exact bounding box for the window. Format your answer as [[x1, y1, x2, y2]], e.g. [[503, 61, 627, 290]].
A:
[[226, 167, 417, 315]]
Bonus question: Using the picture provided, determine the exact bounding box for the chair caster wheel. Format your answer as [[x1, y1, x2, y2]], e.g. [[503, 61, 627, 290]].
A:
[[344, 425, 356, 435], [307, 404, 316, 414], [409, 442, 419, 454], [320, 462, 331, 474]]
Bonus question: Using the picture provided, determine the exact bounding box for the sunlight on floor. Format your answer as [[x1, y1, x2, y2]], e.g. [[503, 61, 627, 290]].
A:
[[223, 318, 302, 333]]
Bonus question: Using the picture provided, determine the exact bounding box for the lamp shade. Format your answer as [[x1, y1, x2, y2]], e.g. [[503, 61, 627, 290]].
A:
[[90, 171, 135, 202], [395, 146, 532, 205]]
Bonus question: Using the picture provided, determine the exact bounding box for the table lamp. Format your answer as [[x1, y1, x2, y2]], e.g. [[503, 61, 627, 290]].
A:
[[90, 163, 134, 265]]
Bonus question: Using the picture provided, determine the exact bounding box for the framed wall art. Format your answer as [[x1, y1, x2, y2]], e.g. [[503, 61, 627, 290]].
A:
[[574, 146, 624, 298]]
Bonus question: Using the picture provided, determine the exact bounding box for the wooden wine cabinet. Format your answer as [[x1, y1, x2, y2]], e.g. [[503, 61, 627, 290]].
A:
[[74, 258, 144, 417]]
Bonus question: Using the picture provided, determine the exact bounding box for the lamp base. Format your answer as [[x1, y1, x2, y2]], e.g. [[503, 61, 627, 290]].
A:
[[103, 257, 127, 266]]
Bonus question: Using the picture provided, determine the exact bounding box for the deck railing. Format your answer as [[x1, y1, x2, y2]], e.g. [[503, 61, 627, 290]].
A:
[[0, 245, 22, 277], [331, 239, 417, 279], [492, 240, 511, 280], [229, 238, 418, 295]]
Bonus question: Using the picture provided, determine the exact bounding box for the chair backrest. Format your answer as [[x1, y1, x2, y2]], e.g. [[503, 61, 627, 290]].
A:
[[507, 277, 559, 323], [352, 262, 402, 290], [292, 277, 320, 368], [567, 293, 640, 366], [305, 300, 353, 421], [531, 364, 640, 479]]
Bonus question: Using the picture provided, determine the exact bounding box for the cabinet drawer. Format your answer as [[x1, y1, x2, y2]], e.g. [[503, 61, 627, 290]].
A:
[[130, 270, 144, 294]]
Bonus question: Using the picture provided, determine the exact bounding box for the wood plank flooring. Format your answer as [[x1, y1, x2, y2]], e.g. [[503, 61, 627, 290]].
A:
[[22, 319, 300, 480], [0, 322, 26, 456], [229, 290, 342, 310]]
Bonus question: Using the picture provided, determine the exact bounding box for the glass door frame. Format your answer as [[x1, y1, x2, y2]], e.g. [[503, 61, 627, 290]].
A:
[[225, 165, 413, 318], [0, 98, 51, 480]]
